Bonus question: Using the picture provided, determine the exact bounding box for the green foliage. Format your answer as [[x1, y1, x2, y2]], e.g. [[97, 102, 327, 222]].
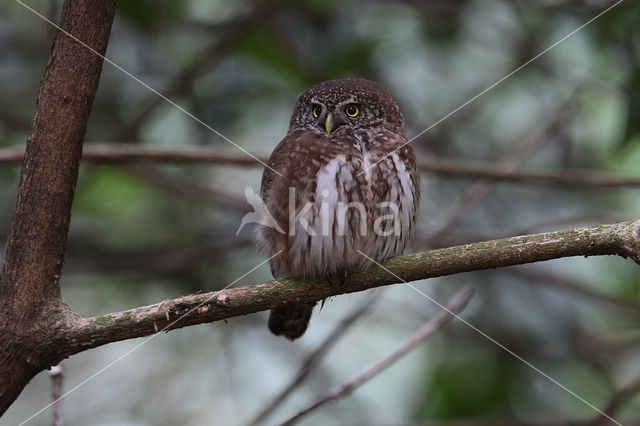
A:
[[116, 0, 188, 32], [235, 28, 311, 88], [74, 166, 152, 218], [415, 349, 518, 420]]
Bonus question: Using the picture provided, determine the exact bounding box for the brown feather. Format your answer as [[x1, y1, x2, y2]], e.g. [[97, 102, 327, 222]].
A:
[[257, 78, 420, 340]]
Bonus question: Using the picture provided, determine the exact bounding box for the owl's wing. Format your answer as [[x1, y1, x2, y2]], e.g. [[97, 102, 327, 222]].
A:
[[260, 134, 293, 198], [259, 163, 273, 199]]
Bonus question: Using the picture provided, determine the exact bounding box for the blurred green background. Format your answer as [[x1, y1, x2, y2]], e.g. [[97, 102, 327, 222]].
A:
[[1, 0, 640, 424]]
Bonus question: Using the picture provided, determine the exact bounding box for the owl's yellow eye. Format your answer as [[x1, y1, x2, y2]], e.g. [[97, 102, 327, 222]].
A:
[[345, 104, 359, 117], [312, 105, 321, 118]]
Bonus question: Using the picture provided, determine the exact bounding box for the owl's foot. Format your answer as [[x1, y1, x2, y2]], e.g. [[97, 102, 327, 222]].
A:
[[325, 269, 348, 289], [321, 270, 347, 311]]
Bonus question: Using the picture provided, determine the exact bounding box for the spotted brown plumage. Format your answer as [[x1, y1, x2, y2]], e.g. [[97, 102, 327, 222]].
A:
[[257, 78, 420, 340]]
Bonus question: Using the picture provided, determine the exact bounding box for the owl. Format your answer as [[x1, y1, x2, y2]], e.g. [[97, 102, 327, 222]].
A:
[[257, 78, 420, 340]]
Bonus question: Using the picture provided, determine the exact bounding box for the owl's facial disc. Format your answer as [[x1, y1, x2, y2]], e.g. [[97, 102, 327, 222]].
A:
[[307, 96, 365, 135]]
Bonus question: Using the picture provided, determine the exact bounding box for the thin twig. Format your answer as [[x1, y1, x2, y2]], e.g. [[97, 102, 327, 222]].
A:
[[247, 291, 383, 426], [0, 144, 268, 165], [277, 287, 474, 426], [47, 364, 64, 426], [415, 156, 640, 188], [1, 144, 639, 189], [588, 374, 640, 425]]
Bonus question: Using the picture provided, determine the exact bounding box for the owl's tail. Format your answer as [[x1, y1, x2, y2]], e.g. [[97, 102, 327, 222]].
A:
[[268, 303, 316, 340]]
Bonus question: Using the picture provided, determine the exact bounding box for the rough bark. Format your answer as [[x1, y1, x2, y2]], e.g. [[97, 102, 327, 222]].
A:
[[0, 0, 116, 414], [62, 219, 640, 356]]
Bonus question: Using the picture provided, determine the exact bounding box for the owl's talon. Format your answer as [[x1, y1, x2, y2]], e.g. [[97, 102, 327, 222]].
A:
[[338, 271, 347, 287], [325, 270, 348, 289]]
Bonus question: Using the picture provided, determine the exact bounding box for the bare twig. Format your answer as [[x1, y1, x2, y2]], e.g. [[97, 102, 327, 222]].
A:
[[248, 291, 382, 426], [277, 287, 474, 426], [415, 157, 640, 188], [589, 375, 640, 425], [2, 144, 638, 189], [0, 144, 266, 165], [47, 364, 64, 426], [82, 144, 264, 165]]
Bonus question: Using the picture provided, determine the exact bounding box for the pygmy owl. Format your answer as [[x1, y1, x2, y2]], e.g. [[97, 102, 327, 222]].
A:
[[257, 78, 420, 340]]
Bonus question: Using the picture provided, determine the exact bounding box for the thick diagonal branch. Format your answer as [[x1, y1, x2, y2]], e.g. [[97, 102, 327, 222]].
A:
[[0, 0, 116, 414]]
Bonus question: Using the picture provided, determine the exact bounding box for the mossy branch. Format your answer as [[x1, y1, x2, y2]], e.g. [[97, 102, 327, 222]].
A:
[[65, 219, 640, 354]]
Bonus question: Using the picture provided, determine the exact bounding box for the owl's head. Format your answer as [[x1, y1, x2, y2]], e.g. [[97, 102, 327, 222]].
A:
[[290, 78, 404, 136]]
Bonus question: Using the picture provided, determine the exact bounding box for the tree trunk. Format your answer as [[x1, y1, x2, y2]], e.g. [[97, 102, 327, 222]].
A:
[[0, 0, 116, 414]]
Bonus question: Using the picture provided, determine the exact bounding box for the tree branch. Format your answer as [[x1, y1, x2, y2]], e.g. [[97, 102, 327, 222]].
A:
[[47, 364, 64, 426], [588, 374, 640, 425], [0, 0, 116, 414], [61, 220, 640, 356], [414, 156, 640, 188], [1, 144, 639, 188]]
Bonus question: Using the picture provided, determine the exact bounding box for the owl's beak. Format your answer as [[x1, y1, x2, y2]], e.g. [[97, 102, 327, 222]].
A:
[[325, 113, 335, 135]]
